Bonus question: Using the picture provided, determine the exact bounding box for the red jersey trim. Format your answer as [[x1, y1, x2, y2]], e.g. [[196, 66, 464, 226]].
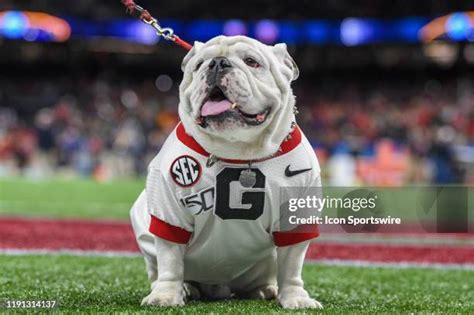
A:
[[176, 123, 209, 156], [149, 215, 192, 244], [273, 225, 320, 247], [175, 122, 302, 164]]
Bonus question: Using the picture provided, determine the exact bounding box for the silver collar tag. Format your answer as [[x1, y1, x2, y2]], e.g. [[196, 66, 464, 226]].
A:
[[239, 162, 256, 187]]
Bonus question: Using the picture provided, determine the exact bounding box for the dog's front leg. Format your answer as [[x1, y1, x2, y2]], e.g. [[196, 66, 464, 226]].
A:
[[276, 240, 323, 309], [141, 237, 186, 307]]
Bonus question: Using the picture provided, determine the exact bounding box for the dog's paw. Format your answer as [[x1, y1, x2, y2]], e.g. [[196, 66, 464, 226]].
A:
[[243, 284, 278, 300], [141, 281, 185, 307], [278, 286, 323, 309], [141, 290, 185, 307], [279, 296, 323, 309]]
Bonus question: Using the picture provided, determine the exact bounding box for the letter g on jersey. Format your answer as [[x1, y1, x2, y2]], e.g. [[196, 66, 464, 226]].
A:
[[170, 155, 202, 187]]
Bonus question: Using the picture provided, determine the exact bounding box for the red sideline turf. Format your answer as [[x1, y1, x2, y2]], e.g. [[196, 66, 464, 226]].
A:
[[1, 217, 474, 264]]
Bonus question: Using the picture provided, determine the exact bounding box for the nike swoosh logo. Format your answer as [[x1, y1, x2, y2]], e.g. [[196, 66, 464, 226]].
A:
[[285, 165, 312, 177]]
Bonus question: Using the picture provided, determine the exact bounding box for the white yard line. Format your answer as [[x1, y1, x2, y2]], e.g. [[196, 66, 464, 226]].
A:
[[0, 248, 140, 257], [317, 235, 474, 246], [306, 258, 474, 270], [1, 248, 473, 270], [0, 200, 132, 210]]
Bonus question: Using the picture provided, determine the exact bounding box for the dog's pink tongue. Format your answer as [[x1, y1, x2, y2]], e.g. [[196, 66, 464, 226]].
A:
[[201, 100, 232, 116]]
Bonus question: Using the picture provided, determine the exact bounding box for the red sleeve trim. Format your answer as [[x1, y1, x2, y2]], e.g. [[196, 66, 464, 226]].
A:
[[273, 224, 320, 247], [149, 215, 192, 244]]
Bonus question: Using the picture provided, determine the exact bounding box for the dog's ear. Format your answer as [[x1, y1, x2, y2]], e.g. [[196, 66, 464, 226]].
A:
[[181, 41, 204, 72], [272, 43, 299, 82]]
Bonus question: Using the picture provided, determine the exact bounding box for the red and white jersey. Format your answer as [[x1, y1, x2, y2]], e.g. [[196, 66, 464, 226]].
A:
[[133, 122, 321, 283]]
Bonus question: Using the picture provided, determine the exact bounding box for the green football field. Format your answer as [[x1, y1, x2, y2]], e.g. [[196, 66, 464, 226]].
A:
[[1, 178, 473, 313], [0, 178, 144, 219], [1, 255, 473, 314]]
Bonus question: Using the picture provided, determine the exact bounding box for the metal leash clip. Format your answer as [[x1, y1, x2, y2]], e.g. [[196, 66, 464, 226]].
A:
[[144, 19, 175, 41], [121, 0, 192, 50]]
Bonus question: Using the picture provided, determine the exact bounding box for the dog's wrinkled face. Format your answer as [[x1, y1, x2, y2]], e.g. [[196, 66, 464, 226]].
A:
[[198, 55, 271, 129], [179, 36, 299, 160]]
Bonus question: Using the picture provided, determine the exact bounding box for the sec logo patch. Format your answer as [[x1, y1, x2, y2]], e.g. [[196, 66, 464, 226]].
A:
[[170, 155, 201, 187]]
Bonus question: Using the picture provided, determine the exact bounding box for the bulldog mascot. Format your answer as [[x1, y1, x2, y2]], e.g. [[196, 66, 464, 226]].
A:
[[130, 35, 322, 309]]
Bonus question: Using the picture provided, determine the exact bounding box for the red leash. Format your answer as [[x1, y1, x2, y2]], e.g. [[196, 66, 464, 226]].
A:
[[121, 0, 193, 51]]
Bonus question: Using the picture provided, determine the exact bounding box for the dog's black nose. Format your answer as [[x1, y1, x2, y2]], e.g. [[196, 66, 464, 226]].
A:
[[208, 56, 232, 71]]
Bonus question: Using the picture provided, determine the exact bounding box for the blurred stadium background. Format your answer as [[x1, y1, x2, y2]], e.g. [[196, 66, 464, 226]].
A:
[[1, 0, 474, 185]]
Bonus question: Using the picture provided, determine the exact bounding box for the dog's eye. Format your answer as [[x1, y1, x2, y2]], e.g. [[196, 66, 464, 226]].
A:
[[194, 60, 204, 71], [244, 57, 260, 68]]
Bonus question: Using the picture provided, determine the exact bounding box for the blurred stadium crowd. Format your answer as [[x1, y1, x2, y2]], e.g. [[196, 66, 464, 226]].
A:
[[1, 0, 474, 186], [1, 72, 473, 185], [6, 0, 473, 20]]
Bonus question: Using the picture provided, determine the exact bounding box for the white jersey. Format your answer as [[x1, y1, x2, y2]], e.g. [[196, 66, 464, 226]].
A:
[[131, 122, 321, 284]]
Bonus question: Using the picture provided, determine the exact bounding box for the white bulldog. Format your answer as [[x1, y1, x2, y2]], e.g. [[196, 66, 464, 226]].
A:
[[131, 35, 322, 309]]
